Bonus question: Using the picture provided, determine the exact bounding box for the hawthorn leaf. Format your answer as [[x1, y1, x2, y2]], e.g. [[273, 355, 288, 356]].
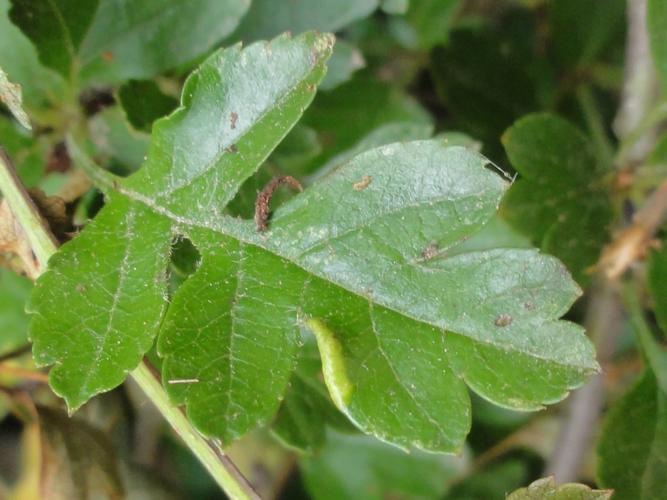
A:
[[8, 0, 99, 78], [122, 32, 334, 222], [501, 113, 613, 284], [8, 0, 250, 84], [30, 32, 335, 411], [597, 370, 667, 500], [78, 0, 250, 84], [648, 0, 667, 92], [30, 32, 596, 452], [403, 0, 461, 50], [507, 476, 612, 500], [300, 429, 465, 500], [430, 25, 540, 155], [157, 141, 595, 447], [319, 40, 365, 91], [549, 0, 626, 69], [29, 195, 173, 411], [300, 76, 433, 175], [230, 0, 378, 41], [158, 230, 309, 443]]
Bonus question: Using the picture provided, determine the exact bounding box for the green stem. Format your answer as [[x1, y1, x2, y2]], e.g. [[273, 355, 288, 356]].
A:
[[0, 148, 58, 270], [132, 363, 260, 500], [576, 85, 615, 168], [0, 148, 258, 500]]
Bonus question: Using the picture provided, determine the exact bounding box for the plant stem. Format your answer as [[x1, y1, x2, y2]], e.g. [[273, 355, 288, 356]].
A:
[[132, 363, 260, 500], [0, 148, 259, 500], [0, 148, 58, 271]]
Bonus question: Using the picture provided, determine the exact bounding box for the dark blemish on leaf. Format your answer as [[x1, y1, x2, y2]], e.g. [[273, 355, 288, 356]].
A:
[[76, 284, 86, 293], [524, 302, 535, 310], [102, 51, 114, 62], [353, 175, 372, 191], [307, 83, 316, 92], [230, 112, 238, 130], [495, 314, 513, 327], [421, 242, 439, 260], [225, 144, 238, 153], [255, 176, 303, 232]]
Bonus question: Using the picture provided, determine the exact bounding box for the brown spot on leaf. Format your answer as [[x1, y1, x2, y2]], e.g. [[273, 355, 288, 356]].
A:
[[102, 51, 114, 62], [420, 242, 439, 260], [230, 111, 238, 129], [352, 175, 372, 191], [225, 144, 238, 153], [495, 314, 513, 327]]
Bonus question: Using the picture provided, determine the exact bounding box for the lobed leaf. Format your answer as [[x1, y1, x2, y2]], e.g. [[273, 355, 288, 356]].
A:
[[29, 195, 172, 410], [8, 0, 250, 84], [501, 113, 613, 284], [29, 32, 597, 452]]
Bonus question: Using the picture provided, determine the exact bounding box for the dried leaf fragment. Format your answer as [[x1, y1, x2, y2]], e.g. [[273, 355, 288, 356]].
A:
[[0, 66, 31, 130]]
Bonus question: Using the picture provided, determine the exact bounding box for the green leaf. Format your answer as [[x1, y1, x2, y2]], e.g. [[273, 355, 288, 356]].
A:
[[430, 24, 541, 155], [300, 429, 466, 500], [78, 0, 250, 84], [9, 0, 250, 84], [30, 32, 596, 452], [404, 0, 461, 49], [230, 0, 378, 41], [549, 0, 626, 69], [271, 338, 353, 453], [649, 246, 667, 336], [29, 195, 173, 410], [381, 0, 409, 15], [88, 107, 150, 174], [507, 476, 612, 500], [0, 64, 30, 129], [649, 0, 667, 92], [501, 113, 613, 284], [0, 269, 31, 355], [31, 31, 335, 410], [597, 370, 667, 500], [320, 41, 365, 92], [118, 80, 178, 132], [9, 0, 100, 78], [301, 76, 433, 175]]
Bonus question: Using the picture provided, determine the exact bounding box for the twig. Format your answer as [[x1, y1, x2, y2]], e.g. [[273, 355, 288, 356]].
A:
[[597, 177, 667, 278], [546, 0, 658, 481], [0, 363, 50, 383], [0, 343, 32, 363], [0, 147, 259, 500], [545, 281, 624, 482], [0, 148, 58, 273], [613, 0, 660, 167]]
